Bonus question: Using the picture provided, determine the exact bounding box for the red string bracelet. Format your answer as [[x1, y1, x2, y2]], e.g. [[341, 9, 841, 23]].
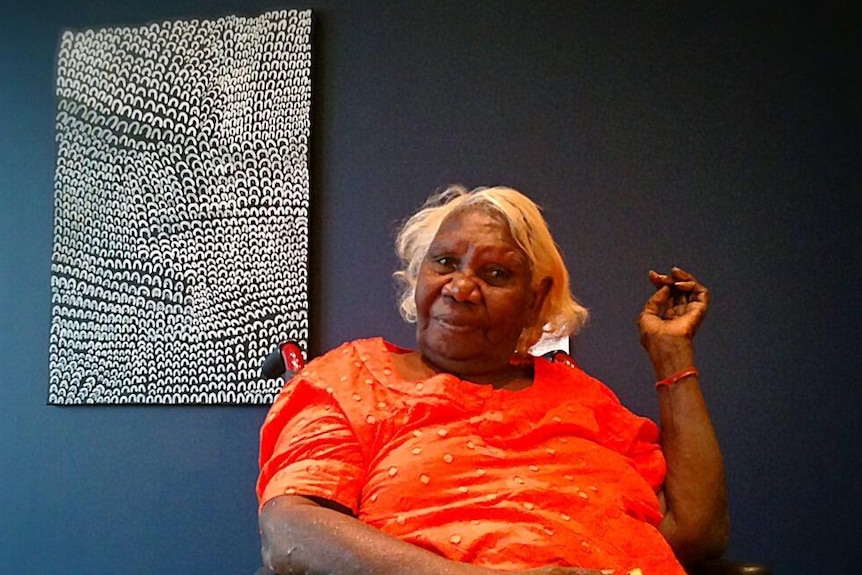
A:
[[655, 368, 699, 389]]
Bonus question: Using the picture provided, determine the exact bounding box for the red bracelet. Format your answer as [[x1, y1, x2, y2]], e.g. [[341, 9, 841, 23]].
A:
[[655, 368, 699, 388]]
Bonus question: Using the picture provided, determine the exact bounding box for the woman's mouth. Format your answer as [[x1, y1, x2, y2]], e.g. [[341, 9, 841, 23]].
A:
[[435, 317, 480, 333]]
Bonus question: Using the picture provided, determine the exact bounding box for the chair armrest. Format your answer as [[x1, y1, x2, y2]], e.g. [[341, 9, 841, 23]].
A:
[[688, 558, 773, 575]]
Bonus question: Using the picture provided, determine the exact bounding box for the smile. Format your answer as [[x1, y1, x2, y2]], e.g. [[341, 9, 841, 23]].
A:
[[435, 318, 481, 333]]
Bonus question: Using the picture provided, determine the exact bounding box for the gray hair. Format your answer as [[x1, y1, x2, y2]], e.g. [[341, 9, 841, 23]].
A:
[[393, 185, 588, 355]]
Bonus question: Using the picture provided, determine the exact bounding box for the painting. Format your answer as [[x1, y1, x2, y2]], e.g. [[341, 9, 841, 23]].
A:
[[48, 9, 312, 404]]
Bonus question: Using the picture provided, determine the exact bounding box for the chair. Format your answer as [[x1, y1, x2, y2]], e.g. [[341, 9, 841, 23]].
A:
[[257, 344, 772, 575], [688, 560, 772, 575]]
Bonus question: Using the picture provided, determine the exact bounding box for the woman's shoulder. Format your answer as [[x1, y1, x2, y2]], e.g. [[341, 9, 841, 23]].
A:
[[305, 337, 394, 365], [536, 353, 623, 406], [291, 337, 406, 392], [536, 356, 658, 445]]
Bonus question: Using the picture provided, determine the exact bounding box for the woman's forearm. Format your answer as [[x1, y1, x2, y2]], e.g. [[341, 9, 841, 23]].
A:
[[654, 365, 729, 566], [260, 495, 490, 575]]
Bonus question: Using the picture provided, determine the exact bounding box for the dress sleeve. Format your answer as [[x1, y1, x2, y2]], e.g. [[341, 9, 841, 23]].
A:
[[621, 414, 666, 491], [257, 377, 366, 514], [580, 369, 666, 492], [585, 374, 666, 525]]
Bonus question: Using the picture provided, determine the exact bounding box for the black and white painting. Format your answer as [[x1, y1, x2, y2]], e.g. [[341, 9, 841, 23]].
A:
[[48, 9, 312, 404]]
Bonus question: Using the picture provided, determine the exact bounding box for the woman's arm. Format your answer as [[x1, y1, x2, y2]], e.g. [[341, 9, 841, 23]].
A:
[[260, 495, 609, 575], [260, 495, 481, 575], [637, 268, 730, 566]]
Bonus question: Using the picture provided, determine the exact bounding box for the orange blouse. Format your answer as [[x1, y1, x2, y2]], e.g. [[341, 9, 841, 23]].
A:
[[258, 338, 684, 575]]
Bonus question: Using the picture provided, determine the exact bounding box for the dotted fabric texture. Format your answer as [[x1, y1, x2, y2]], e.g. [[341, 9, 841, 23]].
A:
[[48, 9, 312, 404], [258, 338, 684, 575]]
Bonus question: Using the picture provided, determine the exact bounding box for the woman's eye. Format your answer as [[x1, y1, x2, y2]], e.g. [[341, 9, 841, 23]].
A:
[[432, 256, 455, 269], [486, 268, 512, 282]]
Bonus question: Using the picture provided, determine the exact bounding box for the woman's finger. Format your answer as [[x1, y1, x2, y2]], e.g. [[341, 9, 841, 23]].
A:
[[670, 266, 695, 281], [642, 284, 671, 317], [648, 270, 672, 289], [670, 280, 697, 292]]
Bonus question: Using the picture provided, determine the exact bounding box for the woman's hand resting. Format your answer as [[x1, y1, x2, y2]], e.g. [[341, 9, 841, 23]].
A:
[[513, 567, 630, 575]]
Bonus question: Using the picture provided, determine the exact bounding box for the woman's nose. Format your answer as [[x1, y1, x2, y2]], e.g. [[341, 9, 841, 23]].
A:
[[442, 274, 480, 302]]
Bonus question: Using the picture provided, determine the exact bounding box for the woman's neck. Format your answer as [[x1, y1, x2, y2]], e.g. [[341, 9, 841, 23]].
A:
[[391, 349, 534, 391]]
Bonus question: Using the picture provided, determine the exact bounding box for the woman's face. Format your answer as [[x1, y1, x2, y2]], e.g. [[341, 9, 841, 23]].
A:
[[414, 208, 548, 377]]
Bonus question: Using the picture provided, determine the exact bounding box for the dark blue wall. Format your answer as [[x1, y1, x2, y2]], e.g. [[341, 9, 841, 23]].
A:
[[1, 2, 858, 574]]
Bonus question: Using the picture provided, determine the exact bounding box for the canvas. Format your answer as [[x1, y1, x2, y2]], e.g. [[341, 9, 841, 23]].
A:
[[48, 9, 312, 404]]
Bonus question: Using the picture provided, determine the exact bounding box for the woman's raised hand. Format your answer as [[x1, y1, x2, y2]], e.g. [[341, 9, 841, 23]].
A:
[[639, 267, 709, 340], [637, 267, 710, 375]]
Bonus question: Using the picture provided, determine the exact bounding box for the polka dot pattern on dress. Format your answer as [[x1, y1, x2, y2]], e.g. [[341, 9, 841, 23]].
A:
[[258, 338, 671, 573]]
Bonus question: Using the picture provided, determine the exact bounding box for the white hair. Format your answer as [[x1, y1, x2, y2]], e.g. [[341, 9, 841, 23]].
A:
[[393, 185, 588, 355]]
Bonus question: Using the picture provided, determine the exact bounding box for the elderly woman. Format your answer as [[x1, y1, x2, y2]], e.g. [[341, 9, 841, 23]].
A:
[[256, 185, 728, 575]]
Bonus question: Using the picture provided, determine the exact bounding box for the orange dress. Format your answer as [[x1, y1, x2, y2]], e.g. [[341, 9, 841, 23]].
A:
[[258, 338, 684, 575]]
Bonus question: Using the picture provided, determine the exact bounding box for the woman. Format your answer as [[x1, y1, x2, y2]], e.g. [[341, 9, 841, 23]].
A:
[[257, 185, 729, 575]]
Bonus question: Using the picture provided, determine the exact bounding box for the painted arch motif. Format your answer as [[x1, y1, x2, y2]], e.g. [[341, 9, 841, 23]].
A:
[[49, 9, 311, 405]]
